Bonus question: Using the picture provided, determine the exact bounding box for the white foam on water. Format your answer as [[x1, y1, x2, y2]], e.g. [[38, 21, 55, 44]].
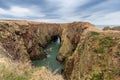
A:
[[57, 37, 60, 44], [47, 54, 51, 58]]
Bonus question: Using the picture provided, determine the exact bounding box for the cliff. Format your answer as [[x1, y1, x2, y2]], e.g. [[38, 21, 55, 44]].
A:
[[64, 31, 120, 80], [0, 20, 120, 80], [0, 20, 61, 62]]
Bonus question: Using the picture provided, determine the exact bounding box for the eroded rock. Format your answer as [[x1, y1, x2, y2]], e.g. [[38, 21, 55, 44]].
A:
[[0, 20, 120, 80]]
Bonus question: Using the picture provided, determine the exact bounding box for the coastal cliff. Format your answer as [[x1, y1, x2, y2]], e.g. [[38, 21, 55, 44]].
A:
[[0, 20, 120, 80]]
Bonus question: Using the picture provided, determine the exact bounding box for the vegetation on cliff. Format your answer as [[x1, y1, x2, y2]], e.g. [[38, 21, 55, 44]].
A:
[[0, 58, 63, 80], [0, 20, 120, 80], [63, 32, 120, 80]]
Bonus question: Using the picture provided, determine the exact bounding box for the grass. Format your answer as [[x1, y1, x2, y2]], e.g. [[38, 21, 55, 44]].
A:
[[94, 46, 104, 53], [0, 57, 64, 80], [90, 32, 100, 36], [118, 49, 120, 55], [99, 36, 114, 47], [0, 61, 30, 80], [94, 36, 114, 54], [1, 73, 28, 80], [91, 73, 102, 80]]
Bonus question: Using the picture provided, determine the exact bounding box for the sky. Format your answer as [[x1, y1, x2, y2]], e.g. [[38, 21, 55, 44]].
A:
[[0, 0, 120, 25]]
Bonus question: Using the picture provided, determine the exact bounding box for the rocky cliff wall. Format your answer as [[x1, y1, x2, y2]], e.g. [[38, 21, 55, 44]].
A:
[[0, 20, 62, 62], [0, 20, 120, 80]]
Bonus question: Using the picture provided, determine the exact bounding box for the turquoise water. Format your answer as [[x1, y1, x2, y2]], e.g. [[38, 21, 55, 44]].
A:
[[32, 39, 63, 73]]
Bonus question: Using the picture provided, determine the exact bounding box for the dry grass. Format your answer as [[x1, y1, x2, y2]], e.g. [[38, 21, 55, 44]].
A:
[[30, 67, 64, 80], [0, 55, 64, 80]]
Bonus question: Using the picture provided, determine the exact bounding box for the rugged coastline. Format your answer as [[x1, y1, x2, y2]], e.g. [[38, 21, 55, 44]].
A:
[[0, 20, 120, 80]]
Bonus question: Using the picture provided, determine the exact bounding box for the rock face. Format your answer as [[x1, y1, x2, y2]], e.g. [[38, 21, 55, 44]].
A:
[[0, 20, 62, 62], [63, 31, 120, 80], [57, 22, 96, 62], [0, 20, 120, 80]]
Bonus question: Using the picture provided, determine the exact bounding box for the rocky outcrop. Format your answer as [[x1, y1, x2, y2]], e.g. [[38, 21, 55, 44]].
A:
[[0, 20, 120, 80], [103, 26, 120, 31]]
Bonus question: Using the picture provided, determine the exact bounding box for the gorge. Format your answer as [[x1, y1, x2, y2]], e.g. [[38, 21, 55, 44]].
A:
[[0, 20, 120, 80], [32, 36, 63, 73]]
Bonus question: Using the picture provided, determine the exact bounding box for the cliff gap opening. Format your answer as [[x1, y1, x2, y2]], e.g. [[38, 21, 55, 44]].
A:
[[51, 35, 61, 44], [32, 35, 63, 73]]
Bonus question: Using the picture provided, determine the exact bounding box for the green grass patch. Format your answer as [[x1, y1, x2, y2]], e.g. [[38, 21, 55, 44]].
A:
[[99, 37, 114, 47], [94, 46, 104, 53], [91, 74, 102, 80], [90, 32, 100, 36], [1, 71, 29, 80], [13, 76, 28, 80]]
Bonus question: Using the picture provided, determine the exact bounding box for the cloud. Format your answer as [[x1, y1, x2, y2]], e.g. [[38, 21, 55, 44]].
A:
[[0, 6, 45, 18], [0, 0, 120, 25], [47, 0, 88, 17], [91, 11, 120, 25]]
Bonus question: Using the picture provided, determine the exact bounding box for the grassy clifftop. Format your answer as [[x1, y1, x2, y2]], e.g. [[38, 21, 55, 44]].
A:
[[0, 57, 64, 80]]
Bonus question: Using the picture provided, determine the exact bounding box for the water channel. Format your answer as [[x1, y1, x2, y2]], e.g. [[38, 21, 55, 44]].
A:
[[32, 37, 63, 73]]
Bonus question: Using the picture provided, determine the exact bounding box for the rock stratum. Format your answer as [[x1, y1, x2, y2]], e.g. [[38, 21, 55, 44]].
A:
[[0, 20, 120, 80]]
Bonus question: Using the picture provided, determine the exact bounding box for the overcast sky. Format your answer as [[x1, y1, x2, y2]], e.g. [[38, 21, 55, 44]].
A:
[[0, 0, 120, 25]]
